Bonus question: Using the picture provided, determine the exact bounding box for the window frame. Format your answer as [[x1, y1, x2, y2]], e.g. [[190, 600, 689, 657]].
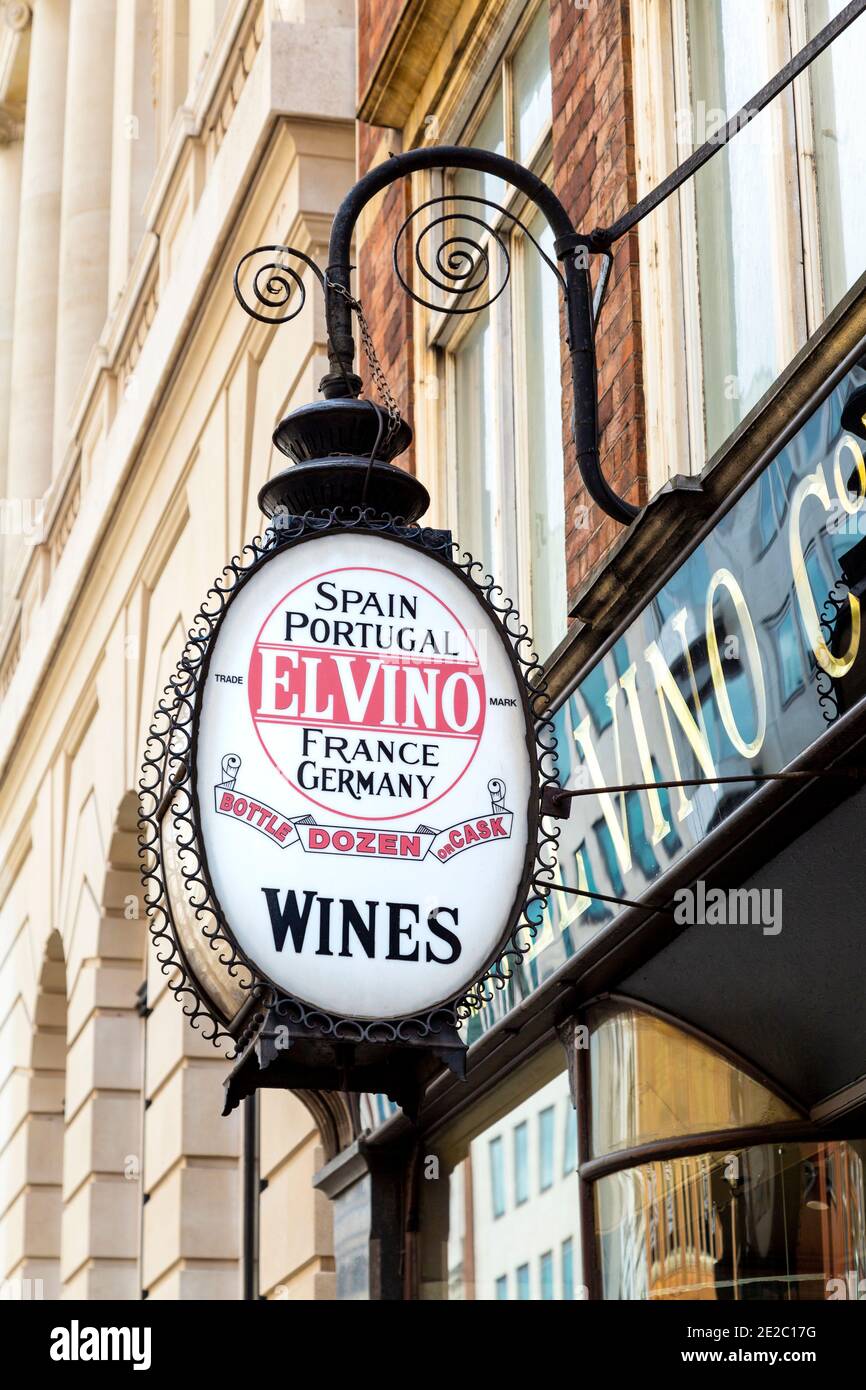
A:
[[630, 0, 848, 493], [409, 0, 565, 653]]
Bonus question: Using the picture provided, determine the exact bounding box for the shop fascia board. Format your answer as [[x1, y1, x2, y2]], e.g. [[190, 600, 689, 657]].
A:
[[362, 693, 866, 1147], [0, 25, 354, 786], [545, 274, 866, 708]]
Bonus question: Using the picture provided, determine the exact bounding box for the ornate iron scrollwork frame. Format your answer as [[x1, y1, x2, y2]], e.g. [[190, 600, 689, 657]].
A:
[[232, 145, 638, 525], [139, 507, 561, 1059]]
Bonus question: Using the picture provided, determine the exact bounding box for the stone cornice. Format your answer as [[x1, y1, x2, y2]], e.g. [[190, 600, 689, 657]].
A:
[[357, 0, 464, 128], [0, 0, 30, 140]]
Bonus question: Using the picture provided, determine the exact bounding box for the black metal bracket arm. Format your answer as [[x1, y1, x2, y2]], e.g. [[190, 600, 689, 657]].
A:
[[541, 766, 866, 820], [323, 147, 637, 525], [234, 145, 638, 526]]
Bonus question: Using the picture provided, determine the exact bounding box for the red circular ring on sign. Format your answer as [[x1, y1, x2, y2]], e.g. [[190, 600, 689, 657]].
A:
[[247, 564, 487, 821]]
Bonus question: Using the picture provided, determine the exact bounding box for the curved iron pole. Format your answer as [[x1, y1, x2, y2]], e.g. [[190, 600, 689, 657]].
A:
[[322, 146, 638, 526]]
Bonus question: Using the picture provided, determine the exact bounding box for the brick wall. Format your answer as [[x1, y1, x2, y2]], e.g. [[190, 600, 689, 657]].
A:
[[550, 0, 646, 603], [356, 122, 415, 475], [356, 0, 647, 613], [357, 0, 407, 108]]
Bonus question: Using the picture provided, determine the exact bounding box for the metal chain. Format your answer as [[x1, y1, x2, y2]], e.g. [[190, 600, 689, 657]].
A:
[[325, 278, 403, 444]]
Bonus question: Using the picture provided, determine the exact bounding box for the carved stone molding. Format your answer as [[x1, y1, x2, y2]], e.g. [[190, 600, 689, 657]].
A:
[[3, 3, 32, 34], [0, 104, 22, 142]]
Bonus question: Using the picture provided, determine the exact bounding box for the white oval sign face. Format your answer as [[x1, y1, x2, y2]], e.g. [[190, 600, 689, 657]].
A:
[[195, 531, 534, 1020]]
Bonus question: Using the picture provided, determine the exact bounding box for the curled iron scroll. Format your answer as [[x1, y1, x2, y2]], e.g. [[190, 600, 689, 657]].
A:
[[232, 244, 325, 325], [393, 194, 565, 314]]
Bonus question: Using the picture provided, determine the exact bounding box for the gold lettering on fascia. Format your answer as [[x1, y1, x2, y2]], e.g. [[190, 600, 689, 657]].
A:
[[645, 608, 716, 823], [561, 429, 866, 875], [790, 444, 865, 679], [527, 844, 598, 946], [705, 567, 766, 760]]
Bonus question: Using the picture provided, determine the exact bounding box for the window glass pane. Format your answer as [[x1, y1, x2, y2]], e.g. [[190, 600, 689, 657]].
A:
[[455, 81, 506, 208], [595, 1141, 866, 1300], [538, 1106, 555, 1191], [513, 3, 552, 163], [539, 1250, 554, 1300], [419, 1059, 581, 1299], [489, 1135, 506, 1218], [561, 1237, 575, 1300], [514, 1121, 529, 1204], [563, 1104, 577, 1176], [687, 0, 800, 454], [807, 1, 866, 311], [454, 306, 498, 572], [588, 1003, 798, 1159], [522, 215, 567, 657], [776, 606, 805, 703]]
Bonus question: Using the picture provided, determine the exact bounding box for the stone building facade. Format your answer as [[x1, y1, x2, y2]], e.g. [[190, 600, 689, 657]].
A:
[[0, 0, 354, 1300], [3, 0, 866, 1305]]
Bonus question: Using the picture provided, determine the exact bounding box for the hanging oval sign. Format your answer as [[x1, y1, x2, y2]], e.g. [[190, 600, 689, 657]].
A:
[[188, 520, 548, 1024]]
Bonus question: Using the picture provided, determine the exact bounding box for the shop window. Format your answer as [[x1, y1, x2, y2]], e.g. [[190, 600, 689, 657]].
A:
[[538, 1106, 555, 1191], [580, 1002, 866, 1300], [588, 1002, 798, 1161], [595, 1140, 866, 1300], [540, 1250, 554, 1300], [514, 1121, 530, 1205], [418, 1051, 580, 1299], [418, 1, 566, 662], [631, 0, 866, 488]]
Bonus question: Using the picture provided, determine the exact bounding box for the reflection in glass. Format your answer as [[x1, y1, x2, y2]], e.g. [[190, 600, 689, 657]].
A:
[[540, 1250, 554, 1300], [513, 3, 553, 162], [562, 1237, 575, 1300], [454, 82, 506, 208], [420, 1064, 581, 1299], [523, 214, 567, 658], [455, 306, 498, 574], [589, 1004, 798, 1159], [596, 1141, 866, 1300], [539, 1106, 555, 1192], [687, 0, 797, 453], [807, 1, 866, 312], [490, 1136, 506, 1219], [514, 1121, 530, 1205]]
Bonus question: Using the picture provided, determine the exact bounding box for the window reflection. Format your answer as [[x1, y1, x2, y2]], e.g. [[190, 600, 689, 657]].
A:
[[589, 1003, 798, 1159], [455, 306, 498, 574], [513, 3, 552, 163], [596, 1141, 866, 1300], [687, 0, 794, 453], [420, 1062, 581, 1299], [808, 0, 866, 312]]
